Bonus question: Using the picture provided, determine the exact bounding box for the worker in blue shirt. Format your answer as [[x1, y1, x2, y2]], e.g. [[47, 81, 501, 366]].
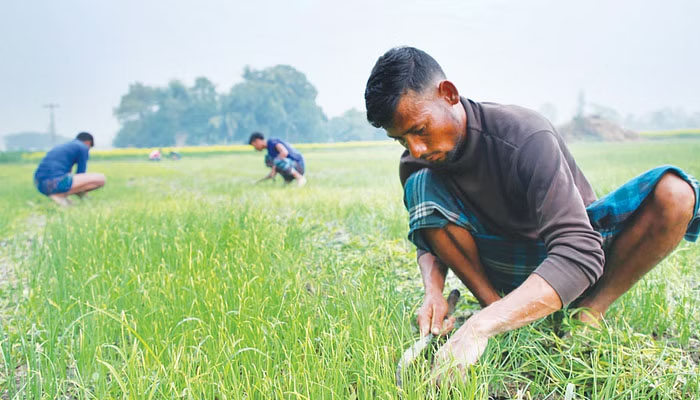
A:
[[248, 132, 307, 187], [33, 132, 106, 206]]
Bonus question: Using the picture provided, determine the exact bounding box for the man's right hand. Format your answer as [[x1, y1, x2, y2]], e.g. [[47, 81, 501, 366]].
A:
[[417, 293, 456, 337]]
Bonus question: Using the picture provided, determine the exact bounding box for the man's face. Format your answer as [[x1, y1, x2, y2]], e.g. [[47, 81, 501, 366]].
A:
[[386, 82, 465, 164], [251, 139, 265, 151]]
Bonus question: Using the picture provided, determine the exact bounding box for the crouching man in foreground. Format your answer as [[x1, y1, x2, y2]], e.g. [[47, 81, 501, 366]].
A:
[[33, 132, 106, 206], [364, 47, 700, 381]]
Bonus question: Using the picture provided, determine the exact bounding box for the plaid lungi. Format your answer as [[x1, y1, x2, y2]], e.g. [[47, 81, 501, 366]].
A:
[[34, 173, 73, 196], [273, 157, 305, 176], [403, 165, 700, 294]]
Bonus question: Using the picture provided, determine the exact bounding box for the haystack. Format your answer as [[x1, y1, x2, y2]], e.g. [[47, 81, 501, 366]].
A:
[[557, 116, 638, 142]]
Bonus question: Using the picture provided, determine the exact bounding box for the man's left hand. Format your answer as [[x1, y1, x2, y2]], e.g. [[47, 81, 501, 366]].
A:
[[430, 274, 563, 386], [431, 320, 488, 386]]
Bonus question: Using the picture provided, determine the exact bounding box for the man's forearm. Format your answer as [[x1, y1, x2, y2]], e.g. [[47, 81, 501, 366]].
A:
[[275, 143, 289, 160], [418, 252, 448, 295], [77, 156, 87, 174], [466, 274, 562, 338]]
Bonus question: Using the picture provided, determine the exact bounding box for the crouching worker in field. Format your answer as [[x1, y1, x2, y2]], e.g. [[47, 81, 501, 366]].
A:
[[365, 47, 700, 382], [33, 132, 106, 207], [249, 132, 307, 187]]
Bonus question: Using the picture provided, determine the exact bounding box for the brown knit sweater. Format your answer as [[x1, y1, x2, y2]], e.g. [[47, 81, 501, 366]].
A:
[[399, 98, 605, 305]]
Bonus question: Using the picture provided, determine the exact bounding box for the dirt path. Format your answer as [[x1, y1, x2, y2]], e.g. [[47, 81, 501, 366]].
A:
[[0, 214, 45, 295], [0, 214, 45, 399]]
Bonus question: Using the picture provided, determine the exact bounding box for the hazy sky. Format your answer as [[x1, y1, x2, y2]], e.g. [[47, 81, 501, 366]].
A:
[[1, 0, 699, 147]]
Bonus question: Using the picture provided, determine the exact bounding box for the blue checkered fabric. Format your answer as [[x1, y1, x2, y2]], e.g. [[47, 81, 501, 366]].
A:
[[404, 165, 700, 293], [587, 165, 700, 244], [34, 173, 73, 196], [273, 157, 305, 176]]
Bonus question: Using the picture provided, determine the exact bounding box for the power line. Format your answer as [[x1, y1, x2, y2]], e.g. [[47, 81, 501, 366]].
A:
[[43, 103, 60, 146]]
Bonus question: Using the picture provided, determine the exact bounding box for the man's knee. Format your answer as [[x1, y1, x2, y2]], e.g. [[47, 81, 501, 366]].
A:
[[92, 173, 106, 188], [403, 168, 439, 209], [424, 224, 480, 264], [424, 224, 477, 246], [273, 158, 293, 173], [83, 173, 106, 189], [651, 172, 695, 224]]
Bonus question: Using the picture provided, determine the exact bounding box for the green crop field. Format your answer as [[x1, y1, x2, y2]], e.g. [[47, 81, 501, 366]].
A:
[[1, 141, 699, 399], [640, 129, 700, 140]]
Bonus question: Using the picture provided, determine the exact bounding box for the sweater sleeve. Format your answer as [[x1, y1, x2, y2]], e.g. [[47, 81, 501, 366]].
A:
[[75, 145, 89, 174], [516, 131, 605, 305]]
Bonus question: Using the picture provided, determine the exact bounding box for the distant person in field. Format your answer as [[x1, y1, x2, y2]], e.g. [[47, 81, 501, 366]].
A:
[[248, 132, 307, 187], [33, 132, 106, 207], [168, 150, 182, 160], [149, 148, 162, 161], [365, 47, 699, 381]]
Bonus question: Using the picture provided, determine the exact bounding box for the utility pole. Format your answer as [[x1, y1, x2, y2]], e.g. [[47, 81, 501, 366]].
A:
[[43, 103, 60, 146]]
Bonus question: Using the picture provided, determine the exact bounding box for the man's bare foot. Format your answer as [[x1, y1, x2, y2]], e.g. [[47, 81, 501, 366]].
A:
[[49, 195, 71, 207], [296, 176, 307, 187]]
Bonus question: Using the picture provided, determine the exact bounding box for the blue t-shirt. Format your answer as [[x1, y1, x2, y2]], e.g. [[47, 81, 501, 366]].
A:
[[34, 140, 90, 181], [267, 138, 303, 164]]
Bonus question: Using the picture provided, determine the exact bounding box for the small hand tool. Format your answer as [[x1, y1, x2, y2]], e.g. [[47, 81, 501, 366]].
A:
[[396, 289, 460, 388]]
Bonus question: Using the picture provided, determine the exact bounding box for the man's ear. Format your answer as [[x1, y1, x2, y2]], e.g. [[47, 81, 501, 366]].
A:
[[437, 80, 460, 105]]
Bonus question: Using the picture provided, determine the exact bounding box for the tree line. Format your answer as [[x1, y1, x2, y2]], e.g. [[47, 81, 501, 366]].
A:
[[3, 132, 71, 152], [113, 65, 385, 147], [540, 91, 700, 132]]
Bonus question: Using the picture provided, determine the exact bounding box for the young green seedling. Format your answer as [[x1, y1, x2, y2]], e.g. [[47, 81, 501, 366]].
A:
[[396, 289, 460, 388]]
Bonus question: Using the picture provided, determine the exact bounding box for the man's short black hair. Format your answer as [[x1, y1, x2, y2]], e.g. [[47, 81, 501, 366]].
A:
[[364, 47, 446, 129], [76, 131, 94, 147], [248, 132, 264, 144]]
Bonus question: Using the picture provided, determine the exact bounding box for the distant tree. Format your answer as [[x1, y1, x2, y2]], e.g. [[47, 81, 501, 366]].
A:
[[327, 109, 386, 142], [690, 111, 700, 128], [589, 103, 622, 125], [184, 77, 224, 144], [113, 82, 160, 122], [113, 66, 401, 147], [113, 82, 167, 147], [113, 78, 223, 147], [622, 107, 700, 131], [653, 109, 678, 130], [221, 65, 327, 143], [4, 131, 71, 151]]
